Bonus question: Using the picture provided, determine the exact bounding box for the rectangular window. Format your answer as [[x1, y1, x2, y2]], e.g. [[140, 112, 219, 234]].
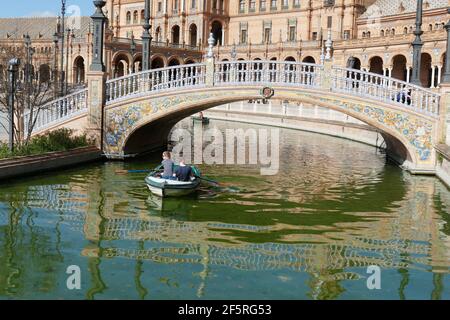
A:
[[241, 29, 248, 44], [249, 0, 256, 11], [239, 0, 246, 13], [343, 30, 350, 40], [270, 0, 277, 10], [282, 0, 288, 9], [191, 0, 196, 9], [260, 0, 266, 11], [312, 32, 318, 40], [158, 1, 162, 12], [293, 0, 300, 8], [289, 26, 296, 41], [264, 28, 271, 43], [327, 16, 332, 29]]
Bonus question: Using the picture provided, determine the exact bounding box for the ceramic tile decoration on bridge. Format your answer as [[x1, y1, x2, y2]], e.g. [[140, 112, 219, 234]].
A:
[[25, 16, 448, 177]]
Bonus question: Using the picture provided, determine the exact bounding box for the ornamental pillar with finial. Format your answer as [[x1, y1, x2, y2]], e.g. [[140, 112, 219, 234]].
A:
[[87, 0, 107, 150], [205, 33, 215, 86], [321, 30, 333, 91]]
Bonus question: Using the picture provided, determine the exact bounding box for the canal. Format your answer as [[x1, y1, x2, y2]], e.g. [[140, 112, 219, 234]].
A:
[[1, 119, 450, 300]]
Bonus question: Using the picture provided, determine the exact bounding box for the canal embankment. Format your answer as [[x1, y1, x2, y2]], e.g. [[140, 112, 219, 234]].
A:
[[436, 144, 450, 188], [0, 146, 103, 181]]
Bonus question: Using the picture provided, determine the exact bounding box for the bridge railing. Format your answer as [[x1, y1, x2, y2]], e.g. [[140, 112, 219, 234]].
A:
[[106, 63, 206, 103], [332, 67, 440, 116], [214, 61, 322, 88], [24, 89, 88, 134]]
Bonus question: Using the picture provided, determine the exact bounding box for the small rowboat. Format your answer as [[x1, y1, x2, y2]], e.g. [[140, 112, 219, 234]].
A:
[[144, 165, 202, 198], [191, 116, 210, 124]]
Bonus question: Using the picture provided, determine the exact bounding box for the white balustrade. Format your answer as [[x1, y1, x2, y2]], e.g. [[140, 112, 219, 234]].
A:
[[34, 61, 440, 134], [106, 63, 207, 103], [214, 60, 322, 87], [24, 89, 88, 134], [332, 67, 440, 116]]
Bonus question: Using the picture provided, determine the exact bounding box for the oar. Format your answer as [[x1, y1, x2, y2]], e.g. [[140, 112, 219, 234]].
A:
[[194, 175, 219, 186], [116, 165, 163, 175]]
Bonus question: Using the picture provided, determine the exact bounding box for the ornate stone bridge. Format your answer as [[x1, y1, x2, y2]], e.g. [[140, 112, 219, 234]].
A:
[[26, 57, 447, 174]]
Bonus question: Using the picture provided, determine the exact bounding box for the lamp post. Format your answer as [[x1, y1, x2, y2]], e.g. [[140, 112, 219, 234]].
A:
[[65, 28, 73, 94], [410, 0, 423, 86], [59, 0, 67, 96], [442, 8, 450, 83], [7, 58, 20, 152], [90, 1, 107, 72], [53, 32, 59, 97], [130, 33, 136, 73], [141, 0, 152, 71]]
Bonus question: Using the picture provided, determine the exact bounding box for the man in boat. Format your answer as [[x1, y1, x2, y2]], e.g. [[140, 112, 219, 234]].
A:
[[161, 151, 175, 180], [174, 159, 193, 182]]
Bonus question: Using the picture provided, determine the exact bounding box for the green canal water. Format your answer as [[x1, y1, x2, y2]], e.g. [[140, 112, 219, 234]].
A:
[[1, 120, 450, 300]]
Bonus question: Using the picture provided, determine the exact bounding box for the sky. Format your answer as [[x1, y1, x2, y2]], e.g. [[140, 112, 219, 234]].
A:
[[0, 0, 95, 18]]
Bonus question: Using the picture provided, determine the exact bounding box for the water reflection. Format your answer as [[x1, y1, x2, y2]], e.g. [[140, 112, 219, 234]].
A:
[[0, 121, 449, 299]]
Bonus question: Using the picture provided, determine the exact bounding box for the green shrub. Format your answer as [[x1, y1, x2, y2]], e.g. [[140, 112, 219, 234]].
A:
[[0, 128, 90, 159]]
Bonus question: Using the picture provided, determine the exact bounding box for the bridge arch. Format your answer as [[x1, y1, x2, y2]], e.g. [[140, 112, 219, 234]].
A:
[[105, 84, 434, 171], [29, 59, 434, 174]]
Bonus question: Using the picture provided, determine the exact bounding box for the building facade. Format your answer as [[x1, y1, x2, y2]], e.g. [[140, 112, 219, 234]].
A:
[[0, 0, 448, 90]]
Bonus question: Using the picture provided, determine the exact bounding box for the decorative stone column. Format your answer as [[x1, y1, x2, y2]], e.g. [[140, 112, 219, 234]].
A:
[[205, 33, 215, 87], [321, 32, 333, 91], [86, 0, 107, 150]]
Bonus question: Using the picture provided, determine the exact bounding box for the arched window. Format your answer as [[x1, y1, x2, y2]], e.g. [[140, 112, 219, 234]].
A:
[[126, 11, 131, 24], [141, 10, 145, 23], [133, 11, 138, 24]]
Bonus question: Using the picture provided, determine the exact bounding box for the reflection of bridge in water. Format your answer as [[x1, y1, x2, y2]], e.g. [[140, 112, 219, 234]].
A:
[[0, 174, 449, 299], [2, 175, 448, 276]]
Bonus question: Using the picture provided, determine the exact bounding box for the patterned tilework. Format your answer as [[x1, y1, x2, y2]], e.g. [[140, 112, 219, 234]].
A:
[[104, 88, 437, 164]]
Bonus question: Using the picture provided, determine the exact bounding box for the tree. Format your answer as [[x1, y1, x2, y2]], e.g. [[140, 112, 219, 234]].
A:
[[0, 45, 56, 146]]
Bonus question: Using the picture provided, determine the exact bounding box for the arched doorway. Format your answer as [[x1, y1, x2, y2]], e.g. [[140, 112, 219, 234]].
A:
[[168, 58, 181, 67], [420, 53, 432, 87], [39, 64, 51, 83], [189, 24, 197, 47], [73, 56, 85, 84], [302, 56, 315, 63], [347, 57, 361, 70], [155, 27, 161, 43], [369, 56, 384, 75], [113, 54, 130, 78], [172, 25, 180, 45], [392, 55, 407, 81], [168, 58, 181, 84], [284, 57, 296, 82], [211, 21, 223, 46], [151, 57, 165, 69], [134, 55, 142, 72]]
